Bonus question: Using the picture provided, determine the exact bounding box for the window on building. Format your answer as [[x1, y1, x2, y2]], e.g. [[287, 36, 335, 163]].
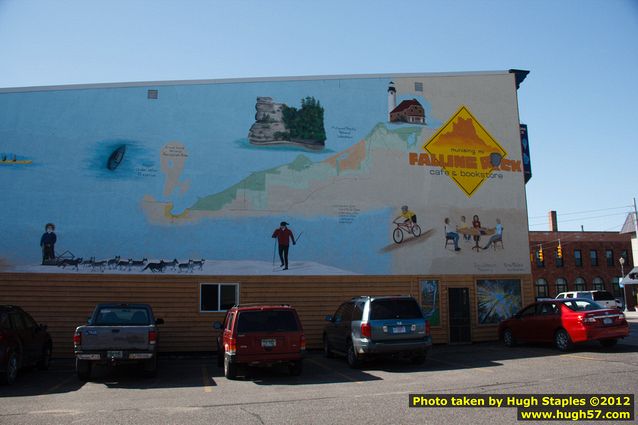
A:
[[605, 249, 614, 267], [592, 277, 604, 291], [590, 250, 598, 266], [574, 249, 582, 267], [555, 250, 564, 267], [414, 82, 423, 92], [611, 277, 622, 298], [556, 278, 568, 294], [535, 278, 548, 299], [147, 89, 158, 99], [574, 277, 586, 291], [200, 283, 239, 312]]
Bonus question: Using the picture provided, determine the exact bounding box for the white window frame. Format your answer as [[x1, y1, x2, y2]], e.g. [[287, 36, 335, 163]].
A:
[[199, 283, 239, 313]]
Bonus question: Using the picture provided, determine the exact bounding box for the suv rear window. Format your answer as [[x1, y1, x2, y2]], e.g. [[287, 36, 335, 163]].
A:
[[370, 299, 423, 320], [592, 291, 614, 301], [236, 310, 299, 333], [563, 300, 603, 311], [94, 307, 150, 326]]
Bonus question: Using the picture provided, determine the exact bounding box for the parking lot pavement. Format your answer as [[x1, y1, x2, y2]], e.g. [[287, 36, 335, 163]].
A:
[[1, 335, 637, 425]]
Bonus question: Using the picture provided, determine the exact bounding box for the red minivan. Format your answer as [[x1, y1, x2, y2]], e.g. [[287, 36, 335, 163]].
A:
[[214, 305, 305, 379]]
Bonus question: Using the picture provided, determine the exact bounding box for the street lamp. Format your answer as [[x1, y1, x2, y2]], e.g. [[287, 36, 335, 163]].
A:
[[619, 257, 626, 312]]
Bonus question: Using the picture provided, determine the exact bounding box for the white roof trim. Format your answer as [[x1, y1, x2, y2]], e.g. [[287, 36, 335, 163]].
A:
[[0, 71, 512, 94]]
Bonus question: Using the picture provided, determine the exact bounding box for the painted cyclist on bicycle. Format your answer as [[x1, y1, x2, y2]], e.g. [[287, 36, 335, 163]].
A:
[[391, 205, 421, 243], [394, 205, 417, 228]]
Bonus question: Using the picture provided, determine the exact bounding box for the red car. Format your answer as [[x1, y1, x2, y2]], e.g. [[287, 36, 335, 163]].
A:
[[214, 304, 305, 379], [498, 298, 629, 351], [1, 305, 53, 384]]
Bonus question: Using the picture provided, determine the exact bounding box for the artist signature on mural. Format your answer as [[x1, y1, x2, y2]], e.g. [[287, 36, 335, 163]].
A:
[[135, 166, 158, 177], [504, 262, 525, 272], [331, 126, 356, 139], [474, 262, 497, 273]]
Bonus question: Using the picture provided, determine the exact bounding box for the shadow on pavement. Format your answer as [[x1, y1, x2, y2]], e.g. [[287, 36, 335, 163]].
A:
[[2, 333, 636, 396]]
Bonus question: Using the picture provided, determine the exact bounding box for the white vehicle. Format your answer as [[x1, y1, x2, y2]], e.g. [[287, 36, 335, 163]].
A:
[[555, 291, 619, 309]]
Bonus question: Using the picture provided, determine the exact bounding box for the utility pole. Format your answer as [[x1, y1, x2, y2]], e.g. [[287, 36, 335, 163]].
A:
[[626, 198, 638, 311]]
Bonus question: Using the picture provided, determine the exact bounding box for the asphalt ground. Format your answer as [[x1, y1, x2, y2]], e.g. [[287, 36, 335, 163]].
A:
[[1, 317, 637, 425]]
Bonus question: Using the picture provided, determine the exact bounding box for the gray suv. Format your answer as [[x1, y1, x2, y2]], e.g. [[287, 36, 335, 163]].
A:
[[323, 296, 431, 368]]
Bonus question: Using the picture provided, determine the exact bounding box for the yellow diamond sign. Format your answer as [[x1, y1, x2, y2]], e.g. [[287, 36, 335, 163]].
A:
[[423, 106, 507, 197]]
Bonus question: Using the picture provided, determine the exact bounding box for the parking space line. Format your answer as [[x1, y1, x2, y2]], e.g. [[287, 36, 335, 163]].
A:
[[46, 374, 76, 394], [561, 354, 604, 362], [306, 358, 363, 384], [428, 357, 494, 373], [202, 366, 213, 392]]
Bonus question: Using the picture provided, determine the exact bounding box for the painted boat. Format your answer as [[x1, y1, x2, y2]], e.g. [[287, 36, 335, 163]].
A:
[[107, 145, 126, 170], [0, 159, 32, 165]]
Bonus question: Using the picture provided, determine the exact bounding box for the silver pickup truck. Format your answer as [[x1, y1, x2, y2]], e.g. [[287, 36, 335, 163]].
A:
[[73, 303, 164, 380]]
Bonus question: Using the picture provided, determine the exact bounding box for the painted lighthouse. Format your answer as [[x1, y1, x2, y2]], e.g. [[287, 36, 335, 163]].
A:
[[387, 81, 426, 125]]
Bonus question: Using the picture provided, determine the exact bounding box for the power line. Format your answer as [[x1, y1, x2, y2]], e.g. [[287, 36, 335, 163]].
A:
[[528, 211, 630, 228], [528, 205, 632, 220]]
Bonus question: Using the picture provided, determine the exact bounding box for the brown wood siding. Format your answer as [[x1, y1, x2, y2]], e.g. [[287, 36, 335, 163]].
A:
[[240, 278, 417, 350], [0, 272, 532, 357]]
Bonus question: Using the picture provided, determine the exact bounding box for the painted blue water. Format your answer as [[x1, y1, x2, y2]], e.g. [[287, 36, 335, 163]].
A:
[[0, 77, 423, 273]]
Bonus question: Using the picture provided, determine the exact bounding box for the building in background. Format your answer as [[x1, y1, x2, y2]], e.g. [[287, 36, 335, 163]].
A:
[[619, 211, 638, 309], [529, 211, 634, 308]]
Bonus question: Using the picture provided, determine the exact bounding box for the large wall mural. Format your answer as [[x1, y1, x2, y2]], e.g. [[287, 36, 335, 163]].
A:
[[0, 73, 530, 275]]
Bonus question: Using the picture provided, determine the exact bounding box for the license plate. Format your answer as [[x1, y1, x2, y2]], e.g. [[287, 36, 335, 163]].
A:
[[393, 326, 406, 334], [107, 350, 123, 359], [603, 318, 612, 325], [261, 339, 276, 348]]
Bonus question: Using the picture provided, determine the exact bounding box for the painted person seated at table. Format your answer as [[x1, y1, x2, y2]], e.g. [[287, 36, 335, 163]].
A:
[[444, 217, 461, 251], [482, 218, 503, 249]]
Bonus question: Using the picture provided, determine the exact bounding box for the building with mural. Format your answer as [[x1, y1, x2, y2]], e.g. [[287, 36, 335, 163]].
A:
[[0, 71, 532, 356]]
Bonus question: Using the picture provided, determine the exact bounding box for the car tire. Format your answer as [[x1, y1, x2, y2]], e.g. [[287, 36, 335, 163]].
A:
[[554, 329, 573, 352], [224, 355, 238, 380], [289, 360, 303, 376], [76, 359, 91, 381], [346, 341, 361, 368], [503, 329, 516, 347], [141, 356, 158, 378], [323, 336, 334, 358], [1, 351, 19, 385], [37, 343, 52, 370], [600, 338, 618, 348]]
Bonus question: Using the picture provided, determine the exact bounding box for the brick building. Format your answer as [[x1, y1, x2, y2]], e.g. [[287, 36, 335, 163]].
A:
[[529, 230, 633, 306]]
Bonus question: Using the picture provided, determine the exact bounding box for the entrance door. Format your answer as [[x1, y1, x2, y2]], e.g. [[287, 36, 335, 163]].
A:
[[448, 287, 471, 343]]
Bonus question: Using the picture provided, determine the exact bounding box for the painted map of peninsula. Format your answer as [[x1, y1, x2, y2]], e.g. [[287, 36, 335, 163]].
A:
[[140, 124, 427, 225]]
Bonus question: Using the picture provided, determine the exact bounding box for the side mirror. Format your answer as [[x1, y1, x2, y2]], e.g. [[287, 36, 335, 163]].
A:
[[213, 321, 223, 330], [155, 318, 165, 325], [514, 313, 522, 320], [324, 315, 333, 322], [87, 318, 92, 325]]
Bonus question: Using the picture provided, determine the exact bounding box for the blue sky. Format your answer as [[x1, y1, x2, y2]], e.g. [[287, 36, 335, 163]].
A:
[[1, 0, 636, 232]]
